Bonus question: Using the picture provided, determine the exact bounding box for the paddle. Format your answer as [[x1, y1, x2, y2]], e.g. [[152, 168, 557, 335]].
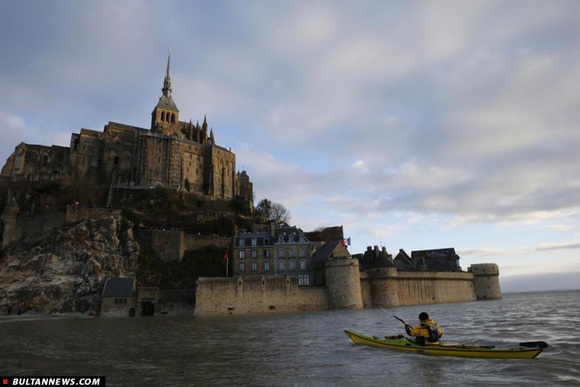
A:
[[380, 307, 412, 329], [519, 341, 548, 349]]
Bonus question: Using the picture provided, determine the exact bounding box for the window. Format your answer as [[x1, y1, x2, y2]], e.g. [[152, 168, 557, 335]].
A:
[[251, 262, 258, 272], [251, 250, 257, 258], [239, 263, 245, 272], [300, 260, 306, 270], [239, 250, 245, 259], [299, 249, 306, 257], [251, 238, 257, 246], [298, 275, 310, 286], [265, 250, 270, 258], [279, 260, 285, 270], [278, 249, 285, 258], [264, 238, 269, 245], [289, 260, 295, 270], [239, 239, 245, 247], [264, 262, 270, 272], [289, 249, 295, 258]]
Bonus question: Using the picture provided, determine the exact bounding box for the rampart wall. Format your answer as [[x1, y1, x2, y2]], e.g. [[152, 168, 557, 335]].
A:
[[2, 204, 121, 248], [13, 206, 66, 243], [195, 258, 501, 316], [194, 276, 329, 315], [64, 205, 121, 223], [360, 268, 477, 308], [183, 233, 230, 251], [138, 229, 185, 262]]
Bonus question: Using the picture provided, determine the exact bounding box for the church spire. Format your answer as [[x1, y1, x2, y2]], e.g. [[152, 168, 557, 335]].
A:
[[151, 49, 179, 133], [162, 48, 172, 97]]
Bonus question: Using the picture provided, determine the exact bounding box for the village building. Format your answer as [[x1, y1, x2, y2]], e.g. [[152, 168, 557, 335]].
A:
[[100, 277, 137, 317], [233, 224, 354, 287], [410, 248, 462, 271], [233, 223, 316, 285]]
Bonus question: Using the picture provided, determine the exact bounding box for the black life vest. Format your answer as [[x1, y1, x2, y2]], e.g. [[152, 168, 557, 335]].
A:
[[421, 323, 440, 342]]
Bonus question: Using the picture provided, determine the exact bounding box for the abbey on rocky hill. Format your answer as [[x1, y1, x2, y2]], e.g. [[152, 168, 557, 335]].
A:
[[0, 51, 253, 205]]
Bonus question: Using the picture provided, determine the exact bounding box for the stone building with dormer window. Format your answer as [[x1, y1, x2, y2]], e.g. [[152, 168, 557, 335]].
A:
[[233, 223, 315, 286]]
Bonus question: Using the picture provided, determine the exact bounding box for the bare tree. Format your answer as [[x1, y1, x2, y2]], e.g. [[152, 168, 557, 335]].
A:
[[271, 201, 291, 225], [255, 198, 291, 225]]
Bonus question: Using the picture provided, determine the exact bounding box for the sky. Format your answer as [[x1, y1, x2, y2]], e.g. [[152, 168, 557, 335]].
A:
[[1, 0, 579, 293]]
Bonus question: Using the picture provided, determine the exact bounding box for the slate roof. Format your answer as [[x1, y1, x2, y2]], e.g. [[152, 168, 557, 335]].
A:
[[102, 278, 135, 298], [155, 94, 179, 112], [311, 240, 341, 262]]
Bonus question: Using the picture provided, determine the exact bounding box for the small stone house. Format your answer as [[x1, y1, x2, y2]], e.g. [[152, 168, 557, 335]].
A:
[[100, 277, 137, 317]]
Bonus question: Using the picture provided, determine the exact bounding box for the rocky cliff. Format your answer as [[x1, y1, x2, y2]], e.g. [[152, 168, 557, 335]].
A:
[[0, 216, 139, 315]]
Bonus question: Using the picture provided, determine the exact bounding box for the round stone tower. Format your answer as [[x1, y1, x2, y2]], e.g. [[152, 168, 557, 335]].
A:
[[325, 258, 363, 309], [367, 267, 400, 307], [469, 263, 502, 300]]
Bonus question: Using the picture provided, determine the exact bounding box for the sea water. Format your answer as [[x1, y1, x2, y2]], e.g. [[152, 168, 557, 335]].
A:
[[0, 291, 578, 386]]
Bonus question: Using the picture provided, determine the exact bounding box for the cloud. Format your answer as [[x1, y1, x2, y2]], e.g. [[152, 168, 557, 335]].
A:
[[2, 1, 580, 280], [536, 242, 580, 252], [459, 247, 530, 258]]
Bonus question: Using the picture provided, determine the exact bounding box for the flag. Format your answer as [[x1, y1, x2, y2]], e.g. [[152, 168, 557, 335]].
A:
[[346, 237, 351, 246], [222, 249, 229, 265]]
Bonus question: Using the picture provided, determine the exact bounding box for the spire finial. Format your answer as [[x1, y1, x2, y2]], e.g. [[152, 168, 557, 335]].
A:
[[167, 48, 171, 75], [162, 48, 172, 96]]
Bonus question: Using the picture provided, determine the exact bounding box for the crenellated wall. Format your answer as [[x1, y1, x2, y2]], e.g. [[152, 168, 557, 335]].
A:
[[195, 258, 501, 316]]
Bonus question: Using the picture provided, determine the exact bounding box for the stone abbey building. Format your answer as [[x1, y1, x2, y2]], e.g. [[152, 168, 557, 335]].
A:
[[1, 52, 253, 204]]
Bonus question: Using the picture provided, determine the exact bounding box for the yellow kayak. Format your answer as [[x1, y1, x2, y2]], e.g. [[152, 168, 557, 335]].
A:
[[345, 330, 545, 359]]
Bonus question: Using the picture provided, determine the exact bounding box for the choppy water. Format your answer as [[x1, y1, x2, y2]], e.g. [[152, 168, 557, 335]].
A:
[[1, 291, 579, 386]]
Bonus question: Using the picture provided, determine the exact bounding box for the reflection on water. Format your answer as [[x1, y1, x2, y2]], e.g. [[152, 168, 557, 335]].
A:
[[0, 291, 579, 386]]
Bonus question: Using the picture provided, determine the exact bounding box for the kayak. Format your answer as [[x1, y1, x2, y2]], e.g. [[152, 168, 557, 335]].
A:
[[344, 330, 545, 359]]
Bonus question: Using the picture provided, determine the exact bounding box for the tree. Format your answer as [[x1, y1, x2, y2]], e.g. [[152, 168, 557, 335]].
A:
[[271, 202, 291, 225], [255, 198, 291, 225]]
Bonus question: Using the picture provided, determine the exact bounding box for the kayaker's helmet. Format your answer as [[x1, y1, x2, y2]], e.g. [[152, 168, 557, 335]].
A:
[[419, 312, 429, 321]]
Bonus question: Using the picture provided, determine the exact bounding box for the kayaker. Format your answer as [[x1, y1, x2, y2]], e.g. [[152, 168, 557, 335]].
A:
[[405, 312, 442, 345]]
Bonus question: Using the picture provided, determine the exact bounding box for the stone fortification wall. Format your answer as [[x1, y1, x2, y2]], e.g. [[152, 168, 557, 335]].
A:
[[2, 204, 122, 249], [195, 259, 500, 316], [364, 267, 400, 307], [469, 263, 502, 300], [183, 233, 230, 251], [133, 229, 230, 263], [138, 229, 185, 262], [360, 269, 476, 307], [194, 276, 329, 316], [393, 271, 476, 306], [65, 205, 121, 224], [13, 206, 66, 244]]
